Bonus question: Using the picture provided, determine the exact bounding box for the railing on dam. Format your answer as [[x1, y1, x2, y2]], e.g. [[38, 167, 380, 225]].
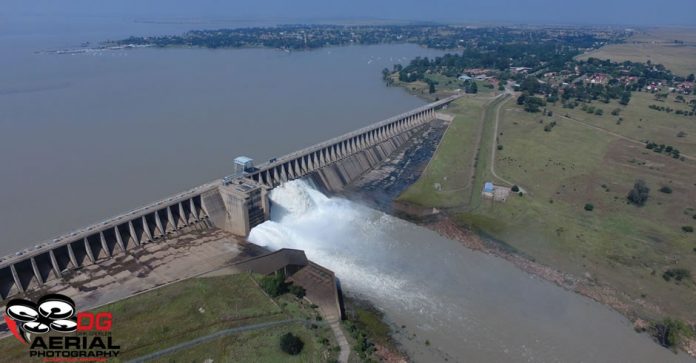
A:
[[0, 93, 461, 301], [245, 94, 460, 187]]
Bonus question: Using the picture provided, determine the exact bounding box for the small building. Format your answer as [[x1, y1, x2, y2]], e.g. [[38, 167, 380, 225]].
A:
[[234, 156, 254, 174], [458, 75, 472, 81], [483, 182, 494, 194]]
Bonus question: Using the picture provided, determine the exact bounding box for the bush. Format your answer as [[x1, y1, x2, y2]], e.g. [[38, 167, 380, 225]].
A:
[[627, 180, 650, 206], [280, 332, 304, 355], [662, 268, 691, 282], [659, 186, 672, 194], [289, 284, 306, 298], [653, 318, 694, 349], [497, 144, 503, 151], [260, 273, 288, 297], [682, 226, 694, 233], [511, 185, 519, 192], [584, 203, 594, 211]]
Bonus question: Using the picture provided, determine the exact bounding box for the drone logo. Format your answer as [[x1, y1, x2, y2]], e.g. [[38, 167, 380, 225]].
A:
[[4, 294, 77, 344]]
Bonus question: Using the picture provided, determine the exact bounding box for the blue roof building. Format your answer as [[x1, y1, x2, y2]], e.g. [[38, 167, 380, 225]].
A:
[[483, 182, 494, 193]]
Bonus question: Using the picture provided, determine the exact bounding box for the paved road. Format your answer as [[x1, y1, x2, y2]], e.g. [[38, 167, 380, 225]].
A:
[[127, 319, 298, 363]]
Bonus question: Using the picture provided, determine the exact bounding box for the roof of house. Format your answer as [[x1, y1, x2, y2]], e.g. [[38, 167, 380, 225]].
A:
[[234, 156, 253, 164]]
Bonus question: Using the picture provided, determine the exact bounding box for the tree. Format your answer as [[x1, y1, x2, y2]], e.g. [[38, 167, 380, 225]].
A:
[[584, 203, 594, 211], [627, 180, 650, 206], [619, 91, 631, 106], [687, 73, 695, 82], [428, 81, 436, 94], [524, 96, 546, 112], [659, 186, 673, 194], [517, 93, 528, 105], [280, 333, 304, 355], [611, 108, 621, 116]]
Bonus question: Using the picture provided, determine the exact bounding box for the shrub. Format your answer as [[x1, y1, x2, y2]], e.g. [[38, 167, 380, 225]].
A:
[[662, 268, 691, 282], [280, 333, 304, 355], [511, 185, 519, 192], [289, 284, 306, 298], [497, 144, 503, 151], [259, 272, 288, 297], [653, 318, 694, 349], [682, 226, 694, 233], [659, 186, 673, 194], [627, 180, 650, 206], [584, 203, 594, 211]]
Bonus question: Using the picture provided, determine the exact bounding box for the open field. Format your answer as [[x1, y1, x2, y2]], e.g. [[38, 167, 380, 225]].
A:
[[578, 28, 696, 76], [152, 321, 330, 363], [557, 91, 696, 156], [0, 273, 337, 362]]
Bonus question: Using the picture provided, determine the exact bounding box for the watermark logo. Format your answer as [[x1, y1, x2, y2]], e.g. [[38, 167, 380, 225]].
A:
[[5, 294, 77, 343], [4, 294, 120, 361]]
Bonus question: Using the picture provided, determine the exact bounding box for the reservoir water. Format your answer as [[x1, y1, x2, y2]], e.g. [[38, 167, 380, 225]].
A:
[[249, 180, 695, 362], [0, 15, 445, 255]]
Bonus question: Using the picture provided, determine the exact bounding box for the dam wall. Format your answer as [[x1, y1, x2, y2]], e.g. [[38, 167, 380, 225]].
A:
[[307, 126, 421, 193], [0, 188, 218, 300], [0, 94, 461, 301]]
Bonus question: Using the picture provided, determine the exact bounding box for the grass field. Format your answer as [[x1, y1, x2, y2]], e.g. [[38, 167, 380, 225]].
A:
[[153, 321, 331, 363], [399, 83, 696, 323], [578, 28, 696, 76], [0, 274, 337, 362], [557, 91, 696, 156], [398, 94, 487, 207]]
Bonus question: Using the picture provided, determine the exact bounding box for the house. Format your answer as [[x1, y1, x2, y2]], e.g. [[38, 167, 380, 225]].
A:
[[587, 73, 609, 85], [510, 66, 531, 74], [458, 75, 472, 81]]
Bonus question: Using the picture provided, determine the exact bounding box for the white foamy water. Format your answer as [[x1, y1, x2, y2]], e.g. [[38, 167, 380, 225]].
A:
[[249, 180, 433, 313], [249, 180, 695, 363]]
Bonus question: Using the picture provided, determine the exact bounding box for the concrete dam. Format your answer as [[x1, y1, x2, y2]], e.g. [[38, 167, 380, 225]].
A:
[[0, 94, 460, 301]]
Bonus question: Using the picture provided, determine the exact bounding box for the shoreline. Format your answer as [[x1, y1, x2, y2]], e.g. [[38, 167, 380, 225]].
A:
[[391, 185, 696, 359]]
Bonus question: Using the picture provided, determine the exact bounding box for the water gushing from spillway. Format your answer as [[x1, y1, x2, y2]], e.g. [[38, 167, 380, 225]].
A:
[[248, 179, 435, 315], [248, 179, 694, 362]]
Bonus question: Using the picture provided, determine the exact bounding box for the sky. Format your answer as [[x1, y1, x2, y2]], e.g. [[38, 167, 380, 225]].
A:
[[2, 0, 696, 27]]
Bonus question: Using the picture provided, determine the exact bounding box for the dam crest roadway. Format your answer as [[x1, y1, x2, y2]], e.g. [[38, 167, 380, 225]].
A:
[[0, 94, 461, 300]]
